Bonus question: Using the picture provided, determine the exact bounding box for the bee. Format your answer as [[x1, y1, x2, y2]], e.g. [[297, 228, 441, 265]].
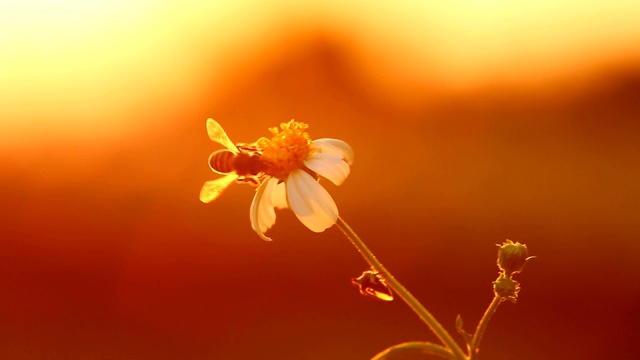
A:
[[199, 119, 266, 203]]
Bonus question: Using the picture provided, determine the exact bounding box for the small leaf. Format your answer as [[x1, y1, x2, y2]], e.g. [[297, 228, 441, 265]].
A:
[[455, 314, 473, 346], [351, 269, 394, 302]]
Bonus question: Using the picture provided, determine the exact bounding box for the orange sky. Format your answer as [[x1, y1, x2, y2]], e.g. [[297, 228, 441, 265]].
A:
[[2, 1, 640, 149]]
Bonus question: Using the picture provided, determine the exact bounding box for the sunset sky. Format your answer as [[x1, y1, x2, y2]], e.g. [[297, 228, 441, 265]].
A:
[[1, 1, 639, 359]]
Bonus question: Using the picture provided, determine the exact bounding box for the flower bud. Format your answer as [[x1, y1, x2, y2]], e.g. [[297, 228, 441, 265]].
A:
[[497, 239, 532, 277], [493, 273, 521, 303]]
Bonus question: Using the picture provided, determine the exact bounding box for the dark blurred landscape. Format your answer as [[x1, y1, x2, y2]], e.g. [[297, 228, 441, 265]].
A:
[[1, 2, 640, 359]]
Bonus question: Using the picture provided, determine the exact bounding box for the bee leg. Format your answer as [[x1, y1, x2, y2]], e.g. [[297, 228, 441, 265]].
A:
[[237, 176, 261, 187]]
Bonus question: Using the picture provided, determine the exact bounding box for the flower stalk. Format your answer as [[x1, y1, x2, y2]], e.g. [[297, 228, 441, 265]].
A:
[[335, 217, 467, 360], [469, 295, 502, 360], [371, 341, 454, 360]]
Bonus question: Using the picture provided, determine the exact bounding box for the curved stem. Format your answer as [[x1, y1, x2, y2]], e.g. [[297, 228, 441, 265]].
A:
[[469, 295, 502, 360], [335, 217, 467, 360], [372, 341, 453, 360]]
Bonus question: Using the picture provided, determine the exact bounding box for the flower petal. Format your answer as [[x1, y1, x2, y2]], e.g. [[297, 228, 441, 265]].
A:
[[304, 153, 350, 186], [271, 180, 288, 209], [250, 177, 279, 241], [286, 169, 338, 232], [312, 138, 354, 165]]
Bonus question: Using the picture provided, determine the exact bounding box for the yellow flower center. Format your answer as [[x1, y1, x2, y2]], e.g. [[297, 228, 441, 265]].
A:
[[257, 120, 313, 180]]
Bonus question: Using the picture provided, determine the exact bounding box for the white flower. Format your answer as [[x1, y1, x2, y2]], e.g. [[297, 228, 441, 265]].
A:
[[250, 121, 353, 241]]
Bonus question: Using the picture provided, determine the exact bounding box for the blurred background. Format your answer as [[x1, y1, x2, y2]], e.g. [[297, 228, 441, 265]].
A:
[[1, 1, 640, 359]]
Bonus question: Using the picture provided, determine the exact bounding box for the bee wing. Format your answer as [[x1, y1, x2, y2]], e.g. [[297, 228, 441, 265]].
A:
[[206, 119, 239, 153], [199, 173, 238, 203]]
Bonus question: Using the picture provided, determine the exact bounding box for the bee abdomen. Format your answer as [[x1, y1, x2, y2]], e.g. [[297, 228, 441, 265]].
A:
[[208, 149, 236, 174]]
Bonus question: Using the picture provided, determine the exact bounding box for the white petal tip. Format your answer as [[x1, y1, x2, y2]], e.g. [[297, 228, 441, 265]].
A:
[[251, 223, 273, 241], [310, 223, 335, 233], [312, 138, 354, 165]]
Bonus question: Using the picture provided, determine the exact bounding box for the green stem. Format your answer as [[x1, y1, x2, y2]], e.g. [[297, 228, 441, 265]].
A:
[[469, 295, 502, 360], [371, 341, 454, 360], [335, 217, 467, 360]]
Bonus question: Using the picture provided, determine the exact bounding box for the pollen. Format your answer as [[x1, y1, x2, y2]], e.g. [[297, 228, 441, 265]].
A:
[[258, 120, 313, 180]]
